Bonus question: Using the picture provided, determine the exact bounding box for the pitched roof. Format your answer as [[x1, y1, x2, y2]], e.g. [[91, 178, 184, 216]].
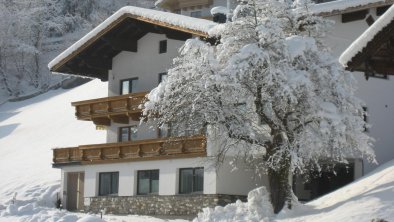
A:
[[310, 0, 394, 16], [339, 4, 394, 75], [48, 6, 216, 79]]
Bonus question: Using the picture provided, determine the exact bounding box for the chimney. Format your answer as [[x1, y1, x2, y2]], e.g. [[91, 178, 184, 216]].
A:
[[210, 6, 228, 23]]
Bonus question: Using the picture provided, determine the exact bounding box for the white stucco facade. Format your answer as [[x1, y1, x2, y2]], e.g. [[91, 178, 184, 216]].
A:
[[323, 9, 394, 174], [108, 33, 184, 97]]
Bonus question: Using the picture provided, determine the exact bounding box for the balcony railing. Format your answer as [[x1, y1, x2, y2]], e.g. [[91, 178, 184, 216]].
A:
[[52, 135, 206, 166], [71, 92, 148, 126]]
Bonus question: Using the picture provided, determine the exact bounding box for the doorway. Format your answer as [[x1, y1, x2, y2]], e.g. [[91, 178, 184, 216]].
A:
[[66, 172, 85, 211]]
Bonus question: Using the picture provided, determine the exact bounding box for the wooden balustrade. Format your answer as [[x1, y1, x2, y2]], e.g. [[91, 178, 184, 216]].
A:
[[71, 92, 148, 125], [53, 135, 206, 166]]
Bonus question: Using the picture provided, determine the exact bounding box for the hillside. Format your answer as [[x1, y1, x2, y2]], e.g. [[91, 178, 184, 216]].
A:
[[0, 80, 189, 222], [0, 0, 155, 104], [0, 80, 107, 207]]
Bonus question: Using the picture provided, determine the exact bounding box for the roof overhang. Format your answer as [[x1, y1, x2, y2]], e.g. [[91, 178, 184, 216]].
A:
[[310, 0, 394, 17], [340, 4, 394, 77], [49, 6, 216, 81]]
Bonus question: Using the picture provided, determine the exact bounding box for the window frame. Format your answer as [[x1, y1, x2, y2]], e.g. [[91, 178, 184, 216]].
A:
[[362, 107, 368, 132], [159, 40, 167, 54], [137, 169, 160, 195], [98, 172, 119, 196], [118, 125, 138, 142], [179, 167, 204, 194], [120, 77, 138, 95]]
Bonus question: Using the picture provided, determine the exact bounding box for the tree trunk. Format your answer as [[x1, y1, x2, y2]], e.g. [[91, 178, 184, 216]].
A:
[[267, 131, 292, 214], [268, 163, 291, 213]]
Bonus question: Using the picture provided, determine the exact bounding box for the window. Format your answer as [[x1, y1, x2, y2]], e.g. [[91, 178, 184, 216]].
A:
[[190, 11, 202, 18], [179, 168, 203, 194], [137, 170, 159, 195], [365, 72, 388, 80], [158, 123, 171, 138], [158, 72, 168, 83], [120, 78, 138, 95], [159, 40, 167, 54], [119, 126, 138, 142], [363, 107, 368, 132], [99, 172, 119, 196], [366, 15, 375, 26]]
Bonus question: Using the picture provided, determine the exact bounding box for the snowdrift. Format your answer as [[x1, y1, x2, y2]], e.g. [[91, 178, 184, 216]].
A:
[[195, 160, 394, 222]]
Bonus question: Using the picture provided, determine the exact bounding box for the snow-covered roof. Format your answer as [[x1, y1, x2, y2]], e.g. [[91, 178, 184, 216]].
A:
[[339, 4, 394, 67], [310, 0, 394, 16], [48, 6, 216, 73], [211, 6, 228, 15]]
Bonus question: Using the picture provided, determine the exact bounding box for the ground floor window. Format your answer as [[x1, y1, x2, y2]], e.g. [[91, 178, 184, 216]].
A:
[[137, 170, 159, 195], [99, 172, 119, 196], [179, 167, 203, 194]]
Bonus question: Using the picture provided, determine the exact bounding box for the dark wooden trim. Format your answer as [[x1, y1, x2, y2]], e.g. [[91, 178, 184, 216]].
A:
[[341, 9, 368, 23], [316, 1, 394, 17]]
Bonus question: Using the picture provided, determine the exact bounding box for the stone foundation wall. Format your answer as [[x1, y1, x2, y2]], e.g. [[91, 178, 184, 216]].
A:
[[85, 194, 246, 216]]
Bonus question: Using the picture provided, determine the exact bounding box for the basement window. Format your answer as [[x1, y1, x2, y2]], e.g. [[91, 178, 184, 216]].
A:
[[137, 170, 159, 195], [98, 172, 119, 196], [159, 40, 167, 54], [179, 167, 204, 194]]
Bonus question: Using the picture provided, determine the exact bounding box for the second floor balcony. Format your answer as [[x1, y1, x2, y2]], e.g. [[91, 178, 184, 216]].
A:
[[71, 92, 148, 126], [52, 135, 207, 167]]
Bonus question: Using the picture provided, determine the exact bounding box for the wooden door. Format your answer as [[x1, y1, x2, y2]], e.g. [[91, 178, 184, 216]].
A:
[[67, 172, 85, 211], [77, 172, 85, 210]]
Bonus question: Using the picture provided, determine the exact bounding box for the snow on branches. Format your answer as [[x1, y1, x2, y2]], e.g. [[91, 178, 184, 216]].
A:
[[144, 0, 375, 212]]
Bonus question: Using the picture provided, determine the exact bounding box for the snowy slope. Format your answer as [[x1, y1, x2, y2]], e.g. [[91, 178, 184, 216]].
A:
[[195, 160, 394, 222], [0, 79, 107, 206], [278, 160, 394, 222], [0, 80, 188, 222]]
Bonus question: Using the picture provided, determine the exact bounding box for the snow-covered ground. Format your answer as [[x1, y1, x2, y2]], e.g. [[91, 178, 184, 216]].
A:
[[1, 80, 393, 221]]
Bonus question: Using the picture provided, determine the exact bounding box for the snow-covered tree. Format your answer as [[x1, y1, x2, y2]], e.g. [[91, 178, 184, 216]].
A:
[[144, 0, 375, 213], [0, 0, 155, 101]]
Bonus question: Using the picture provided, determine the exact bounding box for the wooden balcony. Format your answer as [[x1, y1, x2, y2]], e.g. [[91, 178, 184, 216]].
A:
[[53, 135, 206, 167], [71, 92, 148, 126]]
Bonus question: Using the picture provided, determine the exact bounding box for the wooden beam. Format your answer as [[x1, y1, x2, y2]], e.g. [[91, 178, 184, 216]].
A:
[[110, 115, 129, 124], [92, 117, 111, 126], [102, 36, 138, 52], [76, 56, 112, 70], [348, 19, 394, 69]]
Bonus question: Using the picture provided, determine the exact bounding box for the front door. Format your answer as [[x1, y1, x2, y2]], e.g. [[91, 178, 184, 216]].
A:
[[66, 172, 85, 211]]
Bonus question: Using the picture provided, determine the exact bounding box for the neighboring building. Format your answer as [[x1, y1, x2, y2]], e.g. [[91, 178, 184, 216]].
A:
[[156, 0, 237, 19], [293, 0, 394, 201], [49, 0, 394, 215]]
